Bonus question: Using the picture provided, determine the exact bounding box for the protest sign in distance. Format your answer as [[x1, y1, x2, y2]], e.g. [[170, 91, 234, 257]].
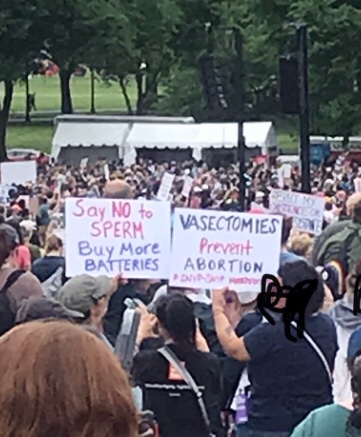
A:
[[157, 172, 175, 201], [0, 160, 37, 185], [269, 189, 324, 235], [169, 209, 282, 292], [65, 198, 171, 279]]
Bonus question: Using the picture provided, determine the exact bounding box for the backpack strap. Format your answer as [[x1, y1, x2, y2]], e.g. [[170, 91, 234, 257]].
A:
[[158, 346, 214, 436], [1, 270, 26, 294]]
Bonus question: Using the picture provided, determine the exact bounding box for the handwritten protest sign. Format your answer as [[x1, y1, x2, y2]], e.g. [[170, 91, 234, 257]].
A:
[[65, 198, 171, 278], [169, 209, 282, 292], [269, 189, 324, 235]]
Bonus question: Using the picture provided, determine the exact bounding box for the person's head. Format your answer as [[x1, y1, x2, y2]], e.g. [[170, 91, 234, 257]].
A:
[[15, 296, 84, 324], [0, 321, 138, 437], [289, 233, 313, 259], [20, 220, 37, 243], [0, 223, 19, 268], [44, 234, 63, 255], [103, 180, 133, 199], [278, 260, 324, 318], [155, 293, 196, 348], [347, 193, 361, 218], [255, 191, 265, 204], [59, 274, 114, 327]]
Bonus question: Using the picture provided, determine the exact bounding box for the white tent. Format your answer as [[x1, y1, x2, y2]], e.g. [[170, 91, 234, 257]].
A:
[[51, 115, 195, 164], [51, 116, 277, 164]]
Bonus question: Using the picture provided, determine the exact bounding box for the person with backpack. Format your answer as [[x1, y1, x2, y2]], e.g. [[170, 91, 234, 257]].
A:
[[312, 192, 361, 267], [31, 234, 67, 298], [315, 193, 361, 283], [0, 224, 43, 336]]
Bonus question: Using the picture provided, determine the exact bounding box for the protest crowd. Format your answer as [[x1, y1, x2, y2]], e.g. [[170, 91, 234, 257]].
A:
[[2, 154, 361, 437]]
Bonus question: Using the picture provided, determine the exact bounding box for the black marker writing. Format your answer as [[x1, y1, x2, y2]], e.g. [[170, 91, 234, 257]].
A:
[[257, 274, 318, 342]]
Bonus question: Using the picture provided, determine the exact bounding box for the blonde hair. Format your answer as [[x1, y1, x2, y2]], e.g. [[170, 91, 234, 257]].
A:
[[289, 233, 313, 258], [0, 321, 138, 437], [44, 234, 63, 254]]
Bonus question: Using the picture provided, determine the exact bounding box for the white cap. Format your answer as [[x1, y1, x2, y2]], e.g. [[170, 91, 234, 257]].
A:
[[236, 292, 259, 305], [255, 191, 265, 198], [20, 220, 37, 232]]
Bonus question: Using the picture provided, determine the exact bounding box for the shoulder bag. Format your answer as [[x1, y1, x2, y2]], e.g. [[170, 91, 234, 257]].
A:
[[291, 321, 333, 383], [158, 346, 216, 437]]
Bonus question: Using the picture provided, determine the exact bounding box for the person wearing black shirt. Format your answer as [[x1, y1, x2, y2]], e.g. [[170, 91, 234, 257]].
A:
[[132, 294, 225, 437], [212, 261, 338, 437]]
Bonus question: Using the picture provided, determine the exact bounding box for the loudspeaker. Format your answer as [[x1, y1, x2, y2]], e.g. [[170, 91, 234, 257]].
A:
[[279, 55, 299, 114], [198, 54, 228, 111]]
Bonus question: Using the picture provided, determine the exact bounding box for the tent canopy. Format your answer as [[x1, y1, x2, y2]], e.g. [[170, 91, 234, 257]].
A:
[[51, 117, 277, 164]]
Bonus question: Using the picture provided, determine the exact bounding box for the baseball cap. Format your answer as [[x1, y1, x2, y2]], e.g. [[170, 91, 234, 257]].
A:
[[16, 296, 84, 324], [0, 223, 19, 245], [348, 326, 361, 362], [59, 274, 112, 315]]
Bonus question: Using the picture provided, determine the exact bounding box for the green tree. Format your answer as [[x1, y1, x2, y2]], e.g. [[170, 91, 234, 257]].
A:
[[100, 0, 182, 115], [0, 0, 44, 160], [34, 0, 131, 114]]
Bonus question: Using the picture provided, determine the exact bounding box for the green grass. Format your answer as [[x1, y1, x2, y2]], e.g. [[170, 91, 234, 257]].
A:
[[6, 125, 53, 151], [0, 74, 137, 115], [2, 75, 299, 153]]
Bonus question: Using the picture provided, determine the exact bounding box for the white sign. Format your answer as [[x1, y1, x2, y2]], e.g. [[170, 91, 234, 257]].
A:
[[282, 163, 292, 179], [0, 160, 37, 185], [181, 176, 193, 199], [80, 157, 89, 170], [157, 173, 175, 201], [103, 163, 110, 181], [269, 189, 324, 235], [169, 209, 282, 291], [355, 177, 361, 193], [65, 198, 171, 279], [0, 185, 9, 204]]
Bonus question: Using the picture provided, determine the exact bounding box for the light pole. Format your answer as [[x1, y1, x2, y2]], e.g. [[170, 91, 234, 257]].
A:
[[233, 28, 246, 211], [297, 24, 311, 193]]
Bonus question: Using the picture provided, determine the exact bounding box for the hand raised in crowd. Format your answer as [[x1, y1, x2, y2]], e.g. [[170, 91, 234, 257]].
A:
[[223, 290, 243, 329], [136, 304, 158, 345], [110, 273, 128, 294], [211, 287, 228, 313]]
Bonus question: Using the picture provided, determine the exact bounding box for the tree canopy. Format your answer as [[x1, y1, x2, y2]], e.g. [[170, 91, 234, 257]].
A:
[[2, 0, 361, 157]]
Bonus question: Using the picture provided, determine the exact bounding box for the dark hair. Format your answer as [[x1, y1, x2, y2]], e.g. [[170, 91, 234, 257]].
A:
[[0, 231, 15, 267], [278, 261, 324, 318], [155, 294, 196, 348], [7, 220, 24, 246], [348, 358, 361, 434], [281, 216, 293, 245]]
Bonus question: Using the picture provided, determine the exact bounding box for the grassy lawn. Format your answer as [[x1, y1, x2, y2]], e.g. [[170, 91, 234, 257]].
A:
[[6, 123, 298, 155], [6, 125, 53, 152], [0, 74, 137, 116]]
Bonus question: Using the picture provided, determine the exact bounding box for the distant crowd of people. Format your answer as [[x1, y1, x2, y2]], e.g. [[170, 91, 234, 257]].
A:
[[1, 155, 361, 437]]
